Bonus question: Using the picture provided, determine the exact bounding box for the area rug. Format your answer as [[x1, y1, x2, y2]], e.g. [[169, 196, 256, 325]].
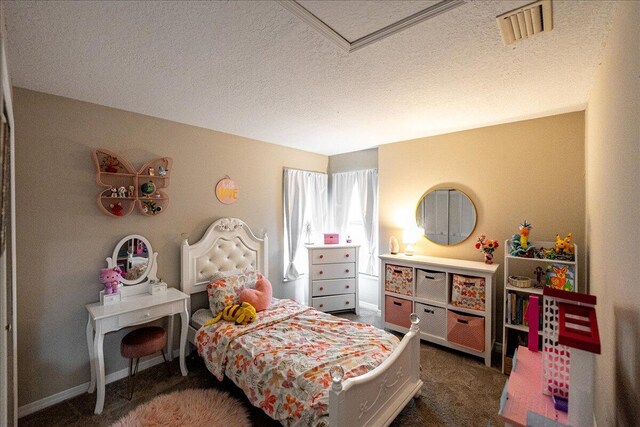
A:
[[112, 388, 251, 427]]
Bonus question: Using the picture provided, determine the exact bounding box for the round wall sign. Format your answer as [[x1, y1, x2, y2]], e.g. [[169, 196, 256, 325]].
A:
[[215, 176, 238, 204]]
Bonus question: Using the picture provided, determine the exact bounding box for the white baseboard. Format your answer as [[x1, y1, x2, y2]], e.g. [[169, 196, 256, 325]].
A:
[[18, 349, 181, 418], [359, 301, 380, 312]]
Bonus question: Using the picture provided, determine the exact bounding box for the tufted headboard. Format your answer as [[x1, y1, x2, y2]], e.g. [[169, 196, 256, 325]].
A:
[[180, 217, 268, 297]]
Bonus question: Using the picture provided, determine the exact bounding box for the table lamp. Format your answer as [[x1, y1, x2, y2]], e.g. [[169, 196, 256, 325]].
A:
[[403, 227, 420, 256]]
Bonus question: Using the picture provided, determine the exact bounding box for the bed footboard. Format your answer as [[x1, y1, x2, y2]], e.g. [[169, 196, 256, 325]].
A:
[[329, 314, 423, 427]]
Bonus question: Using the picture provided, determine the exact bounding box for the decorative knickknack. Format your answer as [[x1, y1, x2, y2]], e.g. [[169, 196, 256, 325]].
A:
[[389, 236, 399, 255], [475, 234, 499, 264]]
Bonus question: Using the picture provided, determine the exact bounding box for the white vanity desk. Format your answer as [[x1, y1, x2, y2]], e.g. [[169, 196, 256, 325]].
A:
[[85, 235, 189, 414]]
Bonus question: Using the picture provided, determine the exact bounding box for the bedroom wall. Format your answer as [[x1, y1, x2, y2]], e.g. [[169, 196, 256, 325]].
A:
[[378, 112, 586, 341], [585, 1, 639, 425], [13, 88, 327, 407]]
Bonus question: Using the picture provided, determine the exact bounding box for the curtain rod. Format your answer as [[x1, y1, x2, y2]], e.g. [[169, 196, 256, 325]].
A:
[[283, 167, 327, 175]]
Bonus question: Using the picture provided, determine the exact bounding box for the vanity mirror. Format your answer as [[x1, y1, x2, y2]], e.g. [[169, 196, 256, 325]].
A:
[[107, 234, 158, 286], [416, 188, 477, 245]]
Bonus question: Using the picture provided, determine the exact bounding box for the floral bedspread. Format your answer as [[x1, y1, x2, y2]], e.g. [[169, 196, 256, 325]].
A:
[[195, 299, 399, 426]]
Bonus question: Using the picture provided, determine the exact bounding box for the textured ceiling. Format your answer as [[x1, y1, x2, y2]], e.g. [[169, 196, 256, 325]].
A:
[[5, 1, 616, 155]]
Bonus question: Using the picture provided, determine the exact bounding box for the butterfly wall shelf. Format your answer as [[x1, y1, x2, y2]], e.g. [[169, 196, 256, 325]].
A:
[[92, 148, 172, 218]]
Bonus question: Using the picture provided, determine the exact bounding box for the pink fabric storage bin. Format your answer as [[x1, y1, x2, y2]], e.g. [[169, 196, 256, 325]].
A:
[[447, 310, 485, 352], [385, 264, 413, 296], [385, 295, 412, 329], [323, 233, 339, 244]]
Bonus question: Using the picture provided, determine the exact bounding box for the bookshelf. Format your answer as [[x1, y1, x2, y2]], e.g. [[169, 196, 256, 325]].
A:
[[501, 240, 578, 373]]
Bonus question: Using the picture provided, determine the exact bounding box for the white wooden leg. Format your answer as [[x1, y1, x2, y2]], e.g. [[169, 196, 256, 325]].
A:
[[167, 314, 175, 361], [86, 316, 96, 394], [93, 325, 105, 415], [179, 302, 188, 376]]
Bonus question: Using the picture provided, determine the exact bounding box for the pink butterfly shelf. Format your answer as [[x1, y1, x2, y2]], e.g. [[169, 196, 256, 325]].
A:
[[92, 148, 172, 218]]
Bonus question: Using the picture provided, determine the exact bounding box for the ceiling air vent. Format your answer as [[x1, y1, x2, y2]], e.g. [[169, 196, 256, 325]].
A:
[[497, 0, 553, 45]]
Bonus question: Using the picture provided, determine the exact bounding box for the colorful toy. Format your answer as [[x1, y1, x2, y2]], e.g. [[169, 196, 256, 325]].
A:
[[546, 264, 574, 291], [117, 186, 127, 198], [110, 187, 118, 198], [128, 185, 135, 197], [554, 233, 574, 255], [142, 200, 162, 215], [99, 267, 122, 294], [533, 266, 545, 288], [158, 165, 167, 176], [101, 155, 120, 173], [519, 220, 532, 248], [109, 202, 124, 216], [140, 181, 156, 197], [203, 302, 257, 326], [239, 275, 272, 312]]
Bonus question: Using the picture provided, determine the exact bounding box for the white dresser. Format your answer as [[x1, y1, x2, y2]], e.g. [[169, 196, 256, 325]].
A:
[[306, 244, 360, 314]]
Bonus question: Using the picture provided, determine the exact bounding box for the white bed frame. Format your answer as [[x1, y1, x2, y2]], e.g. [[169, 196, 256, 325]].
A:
[[181, 217, 423, 426]]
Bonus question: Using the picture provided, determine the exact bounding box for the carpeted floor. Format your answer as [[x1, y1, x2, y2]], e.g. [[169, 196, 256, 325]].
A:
[[19, 308, 507, 426]]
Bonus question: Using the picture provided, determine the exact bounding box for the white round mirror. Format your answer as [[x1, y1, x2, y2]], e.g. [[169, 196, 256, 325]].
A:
[[416, 188, 477, 245], [109, 235, 155, 285]]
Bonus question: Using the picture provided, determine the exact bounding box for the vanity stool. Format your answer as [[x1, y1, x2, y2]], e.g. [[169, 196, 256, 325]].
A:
[[120, 326, 171, 399]]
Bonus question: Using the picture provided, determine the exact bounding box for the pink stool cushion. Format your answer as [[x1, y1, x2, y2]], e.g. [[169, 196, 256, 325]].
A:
[[121, 326, 167, 359]]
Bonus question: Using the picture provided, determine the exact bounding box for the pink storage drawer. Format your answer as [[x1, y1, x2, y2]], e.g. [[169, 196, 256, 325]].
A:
[[385, 295, 412, 329], [447, 310, 485, 352], [385, 264, 413, 296]]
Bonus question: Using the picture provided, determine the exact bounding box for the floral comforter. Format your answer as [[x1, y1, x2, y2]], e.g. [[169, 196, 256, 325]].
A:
[[195, 299, 399, 426]]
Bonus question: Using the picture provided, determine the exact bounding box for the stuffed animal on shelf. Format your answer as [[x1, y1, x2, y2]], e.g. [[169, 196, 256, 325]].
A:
[[204, 302, 257, 326], [109, 202, 124, 216], [555, 233, 574, 255], [519, 220, 532, 249], [239, 274, 273, 312], [99, 267, 123, 294], [117, 186, 127, 198]]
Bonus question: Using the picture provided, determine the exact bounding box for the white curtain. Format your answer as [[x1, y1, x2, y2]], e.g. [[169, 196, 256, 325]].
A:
[[355, 169, 378, 275], [283, 168, 328, 280], [332, 169, 379, 275]]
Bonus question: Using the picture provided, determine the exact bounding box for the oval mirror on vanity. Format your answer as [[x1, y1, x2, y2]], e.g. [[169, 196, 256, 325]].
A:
[[416, 188, 477, 245], [107, 234, 158, 287]]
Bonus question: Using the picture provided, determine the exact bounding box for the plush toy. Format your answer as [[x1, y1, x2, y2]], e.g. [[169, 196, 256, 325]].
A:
[[555, 233, 574, 255], [109, 202, 124, 216], [117, 186, 127, 198], [239, 274, 273, 312], [519, 220, 532, 249], [99, 267, 123, 294], [204, 302, 257, 326]]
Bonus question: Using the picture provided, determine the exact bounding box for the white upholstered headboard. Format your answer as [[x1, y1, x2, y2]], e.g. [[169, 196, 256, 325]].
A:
[[180, 217, 268, 297]]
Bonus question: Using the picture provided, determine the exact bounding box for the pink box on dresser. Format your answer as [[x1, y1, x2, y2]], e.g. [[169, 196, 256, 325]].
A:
[[385, 295, 412, 329], [323, 233, 339, 244]]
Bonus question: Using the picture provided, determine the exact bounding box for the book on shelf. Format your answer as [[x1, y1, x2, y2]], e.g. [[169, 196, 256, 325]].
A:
[[507, 292, 543, 329]]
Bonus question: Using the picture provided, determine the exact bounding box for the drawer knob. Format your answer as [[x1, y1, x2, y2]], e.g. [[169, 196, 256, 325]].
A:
[[145, 312, 151, 317], [346, 285, 350, 289], [345, 254, 350, 258], [319, 287, 324, 291], [319, 255, 324, 259], [345, 301, 350, 305], [319, 304, 324, 308], [345, 269, 349, 273], [319, 271, 323, 275]]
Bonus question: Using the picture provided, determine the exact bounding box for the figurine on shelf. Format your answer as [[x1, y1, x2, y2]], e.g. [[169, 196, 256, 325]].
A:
[[510, 220, 536, 257], [389, 236, 399, 255], [475, 234, 499, 264], [143, 200, 162, 215], [519, 220, 532, 249], [533, 266, 545, 288], [555, 233, 575, 255], [148, 167, 155, 176], [99, 267, 123, 294], [109, 202, 124, 216], [117, 186, 127, 198], [140, 181, 156, 197], [128, 185, 135, 198], [110, 187, 118, 198], [101, 155, 120, 173], [158, 165, 167, 176]]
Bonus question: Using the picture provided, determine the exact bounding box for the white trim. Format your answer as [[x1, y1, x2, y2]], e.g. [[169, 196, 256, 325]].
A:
[[359, 300, 380, 313], [18, 349, 181, 418], [277, 0, 466, 53]]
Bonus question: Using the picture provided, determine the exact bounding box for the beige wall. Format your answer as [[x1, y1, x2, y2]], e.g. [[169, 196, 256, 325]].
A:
[[379, 112, 586, 337], [13, 88, 327, 406], [585, 2, 639, 425]]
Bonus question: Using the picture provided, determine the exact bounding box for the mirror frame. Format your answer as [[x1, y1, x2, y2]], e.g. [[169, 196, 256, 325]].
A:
[[415, 186, 477, 246], [106, 234, 158, 286]]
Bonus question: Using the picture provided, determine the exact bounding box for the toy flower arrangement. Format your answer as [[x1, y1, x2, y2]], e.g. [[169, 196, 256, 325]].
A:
[[475, 235, 499, 264]]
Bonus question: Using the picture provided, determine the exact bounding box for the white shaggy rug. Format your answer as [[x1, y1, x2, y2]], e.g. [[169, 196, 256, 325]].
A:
[[112, 388, 251, 427]]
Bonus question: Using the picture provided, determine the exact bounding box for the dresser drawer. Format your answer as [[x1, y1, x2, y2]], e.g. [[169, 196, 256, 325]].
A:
[[415, 302, 446, 339], [312, 294, 355, 312], [312, 278, 356, 297], [310, 263, 355, 280], [385, 295, 412, 329], [310, 248, 356, 264], [118, 304, 170, 327]]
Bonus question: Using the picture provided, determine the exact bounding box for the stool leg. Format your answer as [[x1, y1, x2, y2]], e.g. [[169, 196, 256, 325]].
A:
[[126, 358, 134, 400], [161, 349, 172, 376]]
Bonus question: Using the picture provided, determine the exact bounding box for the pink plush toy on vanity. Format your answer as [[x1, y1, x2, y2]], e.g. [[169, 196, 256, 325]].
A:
[[99, 267, 123, 294]]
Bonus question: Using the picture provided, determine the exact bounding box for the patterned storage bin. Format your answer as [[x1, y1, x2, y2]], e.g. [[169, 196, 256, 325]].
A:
[[385, 264, 413, 296], [447, 310, 485, 352], [450, 274, 485, 311]]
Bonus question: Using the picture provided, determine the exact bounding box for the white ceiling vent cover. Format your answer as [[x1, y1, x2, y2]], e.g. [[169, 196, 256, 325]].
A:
[[497, 0, 553, 45]]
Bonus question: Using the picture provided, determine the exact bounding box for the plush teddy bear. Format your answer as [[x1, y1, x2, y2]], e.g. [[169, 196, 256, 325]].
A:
[[99, 267, 123, 294], [239, 274, 273, 312]]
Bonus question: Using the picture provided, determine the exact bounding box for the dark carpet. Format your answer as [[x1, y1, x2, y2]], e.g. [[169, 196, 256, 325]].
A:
[[19, 309, 506, 426]]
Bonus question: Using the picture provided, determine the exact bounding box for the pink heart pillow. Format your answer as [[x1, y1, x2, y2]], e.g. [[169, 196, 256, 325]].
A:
[[239, 275, 272, 312]]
